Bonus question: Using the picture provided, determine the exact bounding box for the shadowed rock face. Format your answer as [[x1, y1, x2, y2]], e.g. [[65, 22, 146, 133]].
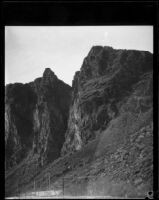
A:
[[61, 46, 153, 155], [5, 68, 72, 169]]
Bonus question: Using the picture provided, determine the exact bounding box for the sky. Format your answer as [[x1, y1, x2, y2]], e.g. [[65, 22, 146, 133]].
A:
[[5, 26, 153, 86]]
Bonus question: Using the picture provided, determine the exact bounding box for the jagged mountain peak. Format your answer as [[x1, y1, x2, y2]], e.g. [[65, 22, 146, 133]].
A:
[[90, 45, 113, 50], [80, 46, 152, 82], [42, 67, 58, 85], [43, 67, 55, 76], [88, 45, 114, 56]]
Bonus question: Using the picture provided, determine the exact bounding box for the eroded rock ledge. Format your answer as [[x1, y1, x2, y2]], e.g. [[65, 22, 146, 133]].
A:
[[61, 46, 153, 155]]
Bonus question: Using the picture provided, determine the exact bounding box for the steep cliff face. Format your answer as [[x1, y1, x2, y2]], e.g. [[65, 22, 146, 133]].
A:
[[31, 68, 72, 166], [5, 68, 71, 170], [5, 83, 37, 169], [61, 46, 153, 155]]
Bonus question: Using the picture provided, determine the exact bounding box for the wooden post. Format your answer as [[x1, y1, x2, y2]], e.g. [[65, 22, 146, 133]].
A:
[[34, 179, 36, 193], [49, 173, 50, 190], [63, 177, 64, 198], [17, 184, 19, 198], [18, 182, 20, 198], [49, 173, 51, 190], [37, 181, 38, 197]]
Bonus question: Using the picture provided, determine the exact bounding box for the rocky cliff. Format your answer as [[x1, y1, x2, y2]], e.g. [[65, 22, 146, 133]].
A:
[[5, 46, 153, 198], [5, 68, 72, 170], [61, 46, 153, 155]]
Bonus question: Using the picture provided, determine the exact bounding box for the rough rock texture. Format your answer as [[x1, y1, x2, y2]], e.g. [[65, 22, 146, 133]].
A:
[[5, 83, 37, 169], [5, 46, 153, 198], [5, 68, 71, 170], [61, 46, 153, 155]]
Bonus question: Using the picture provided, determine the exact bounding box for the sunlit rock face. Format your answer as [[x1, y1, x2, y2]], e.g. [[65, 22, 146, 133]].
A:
[[61, 46, 153, 155], [5, 68, 72, 169]]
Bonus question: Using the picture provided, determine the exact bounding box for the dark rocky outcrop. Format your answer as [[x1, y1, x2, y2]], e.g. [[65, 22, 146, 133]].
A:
[[5, 68, 72, 170], [5, 83, 37, 169], [61, 46, 153, 155]]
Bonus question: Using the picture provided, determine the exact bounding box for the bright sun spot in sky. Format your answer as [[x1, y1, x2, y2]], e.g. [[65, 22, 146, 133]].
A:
[[5, 26, 153, 86]]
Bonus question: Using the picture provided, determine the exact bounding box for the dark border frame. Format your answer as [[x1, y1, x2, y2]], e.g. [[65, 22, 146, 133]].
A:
[[1, 1, 158, 199], [2, 1, 156, 26]]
